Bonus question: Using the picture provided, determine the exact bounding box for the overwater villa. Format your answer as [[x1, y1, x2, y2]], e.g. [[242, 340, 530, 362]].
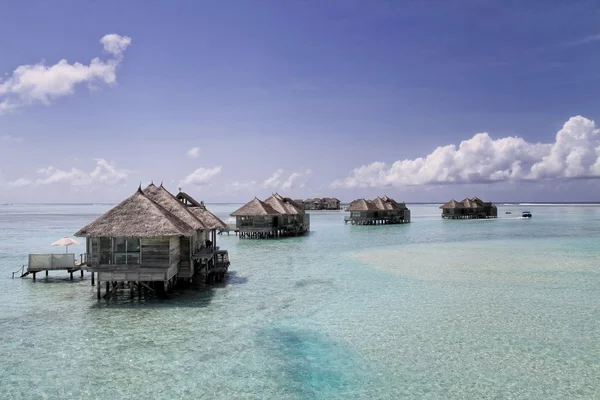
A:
[[75, 183, 230, 299], [344, 196, 411, 225], [302, 197, 341, 210], [439, 197, 498, 219], [231, 193, 310, 239]]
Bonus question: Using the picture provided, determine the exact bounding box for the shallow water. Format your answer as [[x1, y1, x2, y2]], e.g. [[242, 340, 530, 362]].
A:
[[1, 204, 599, 399]]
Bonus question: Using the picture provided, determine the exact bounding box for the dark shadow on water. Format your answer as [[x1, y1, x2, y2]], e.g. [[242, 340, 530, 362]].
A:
[[25, 275, 88, 285], [257, 326, 369, 398], [215, 270, 248, 286], [88, 270, 249, 309]]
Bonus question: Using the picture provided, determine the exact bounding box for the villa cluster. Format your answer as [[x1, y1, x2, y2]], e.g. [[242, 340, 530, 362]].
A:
[[439, 197, 497, 219], [344, 196, 411, 225], [231, 194, 310, 239], [301, 197, 341, 210]]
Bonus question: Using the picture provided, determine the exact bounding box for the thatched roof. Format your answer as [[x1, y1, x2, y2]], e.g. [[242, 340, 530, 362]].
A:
[[461, 198, 480, 209], [380, 195, 406, 208], [75, 188, 196, 238], [264, 194, 306, 215], [143, 184, 207, 230], [176, 191, 202, 207], [264, 194, 289, 214], [439, 199, 465, 209], [231, 198, 280, 216], [189, 206, 227, 230], [346, 199, 379, 211], [370, 197, 392, 210]]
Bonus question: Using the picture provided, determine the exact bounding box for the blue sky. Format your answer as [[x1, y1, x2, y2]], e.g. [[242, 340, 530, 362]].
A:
[[2, 0, 600, 203]]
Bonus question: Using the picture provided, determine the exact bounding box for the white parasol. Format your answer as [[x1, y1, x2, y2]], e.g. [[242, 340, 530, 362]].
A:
[[51, 237, 80, 253]]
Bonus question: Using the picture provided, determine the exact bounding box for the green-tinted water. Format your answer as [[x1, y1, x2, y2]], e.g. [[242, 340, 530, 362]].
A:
[[1, 204, 599, 399]]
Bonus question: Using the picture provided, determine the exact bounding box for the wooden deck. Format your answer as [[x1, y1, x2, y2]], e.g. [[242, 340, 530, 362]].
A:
[[19, 253, 88, 281], [344, 216, 410, 225]]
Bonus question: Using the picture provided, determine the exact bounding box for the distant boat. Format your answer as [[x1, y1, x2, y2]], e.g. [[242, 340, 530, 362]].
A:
[[522, 211, 532, 218], [505, 211, 512, 214]]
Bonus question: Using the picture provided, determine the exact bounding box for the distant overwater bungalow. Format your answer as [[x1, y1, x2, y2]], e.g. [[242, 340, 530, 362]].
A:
[[75, 183, 230, 299], [302, 197, 341, 210], [231, 193, 310, 239], [439, 197, 497, 219], [344, 196, 411, 225]]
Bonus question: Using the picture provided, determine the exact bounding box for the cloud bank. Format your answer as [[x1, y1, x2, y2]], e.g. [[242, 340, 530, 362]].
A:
[[263, 169, 312, 190], [332, 116, 600, 188], [180, 166, 222, 187], [0, 34, 131, 114], [2, 159, 128, 188]]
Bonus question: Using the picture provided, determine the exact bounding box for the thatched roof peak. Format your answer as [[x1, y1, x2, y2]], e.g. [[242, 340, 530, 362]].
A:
[[439, 199, 464, 209], [231, 198, 280, 216], [75, 189, 196, 238], [143, 184, 208, 230], [347, 199, 379, 211]]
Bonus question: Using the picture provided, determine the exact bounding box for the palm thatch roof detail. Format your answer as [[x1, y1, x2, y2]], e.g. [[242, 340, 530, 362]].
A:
[[188, 206, 228, 230], [264, 194, 289, 215], [175, 191, 202, 207], [75, 188, 196, 238], [439, 199, 465, 209], [346, 199, 379, 211], [231, 198, 280, 216], [143, 184, 208, 230]]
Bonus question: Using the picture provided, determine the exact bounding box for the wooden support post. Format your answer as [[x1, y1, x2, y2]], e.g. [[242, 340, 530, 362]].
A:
[[70, 271, 73, 280], [33, 272, 36, 281], [138, 281, 142, 299], [97, 279, 101, 299], [91, 272, 95, 286], [80, 269, 84, 278], [46, 270, 48, 277], [106, 281, 109, 293]]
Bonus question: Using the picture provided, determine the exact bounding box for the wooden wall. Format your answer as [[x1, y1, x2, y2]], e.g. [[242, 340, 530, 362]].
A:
[[169, 236, 180, 270], [141, 238, 170, 267]]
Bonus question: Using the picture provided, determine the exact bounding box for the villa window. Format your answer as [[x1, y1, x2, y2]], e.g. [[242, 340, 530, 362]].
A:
[[113, 238, 141, 265]]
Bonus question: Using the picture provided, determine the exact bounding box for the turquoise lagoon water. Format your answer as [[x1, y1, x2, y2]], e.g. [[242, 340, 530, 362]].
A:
[[1, 204, 600, 399]]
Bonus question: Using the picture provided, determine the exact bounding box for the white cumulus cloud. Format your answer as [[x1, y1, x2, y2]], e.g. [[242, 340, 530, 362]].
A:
[[263, 169, 311, 190], [0, 33, 131, 114], [180, 166, 222, 187], [263, 169, 284, 188], [186, 147, 200, 158], [100, 34, 132, 57], [35, 159, 128, 186], [331, 116, 600, 189]]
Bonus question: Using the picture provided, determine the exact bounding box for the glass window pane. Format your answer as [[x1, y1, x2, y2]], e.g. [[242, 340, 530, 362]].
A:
[[100, 237, 111, 252], [127, 254, 139, 264], [127, 238, 140, 252], [114, 238, 126, 252], [115, 254, 127, 264]]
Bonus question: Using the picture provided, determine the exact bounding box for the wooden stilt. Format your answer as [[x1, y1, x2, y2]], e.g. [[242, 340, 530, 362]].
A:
[[46, 270, 48, 277], [91, 272, 95, 286], [97, 280, 101, 299], [80, 269, 84, 278], [33, 272, 36, 281], [69, 271, 73, 280]]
